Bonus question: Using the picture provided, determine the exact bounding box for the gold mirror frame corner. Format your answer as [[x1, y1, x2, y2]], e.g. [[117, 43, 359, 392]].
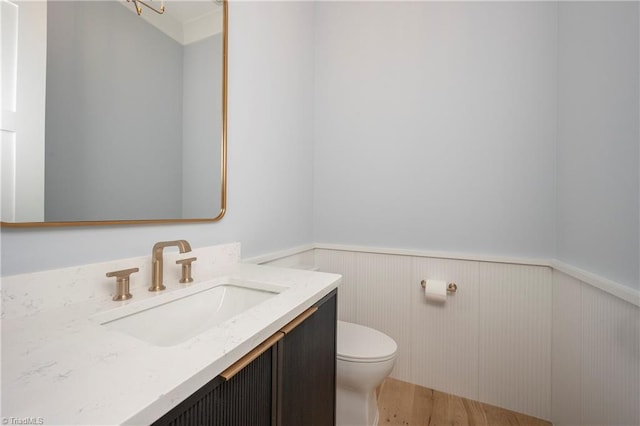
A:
[[1, 0, 228, 229]]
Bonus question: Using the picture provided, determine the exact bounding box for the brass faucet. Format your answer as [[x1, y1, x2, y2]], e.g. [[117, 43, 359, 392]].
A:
[[150, 240, 192, 291]]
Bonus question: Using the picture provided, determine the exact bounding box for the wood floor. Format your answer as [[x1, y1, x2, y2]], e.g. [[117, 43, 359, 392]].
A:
[[377, 378, 551, 426]]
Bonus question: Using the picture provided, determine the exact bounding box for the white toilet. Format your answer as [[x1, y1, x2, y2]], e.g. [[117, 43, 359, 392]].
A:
[[336, 320, 398, 426]]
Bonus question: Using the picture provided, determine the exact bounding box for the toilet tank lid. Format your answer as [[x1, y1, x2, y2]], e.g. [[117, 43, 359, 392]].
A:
[[337, 321, 397, 362]]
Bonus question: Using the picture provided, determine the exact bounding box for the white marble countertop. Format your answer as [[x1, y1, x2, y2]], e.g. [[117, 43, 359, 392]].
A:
[[1, 257, 341, 425]]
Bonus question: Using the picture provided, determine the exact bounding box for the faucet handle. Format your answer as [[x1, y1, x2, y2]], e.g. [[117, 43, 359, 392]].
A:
[[176, 257, 197, 283], [106, 267, 139, 301]]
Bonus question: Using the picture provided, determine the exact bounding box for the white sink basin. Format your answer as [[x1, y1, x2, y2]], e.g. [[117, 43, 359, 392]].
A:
[[95, 280, 286, 346]]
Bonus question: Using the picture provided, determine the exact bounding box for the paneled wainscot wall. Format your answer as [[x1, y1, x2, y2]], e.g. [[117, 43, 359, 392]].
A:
[[258, 247, 640, 425]]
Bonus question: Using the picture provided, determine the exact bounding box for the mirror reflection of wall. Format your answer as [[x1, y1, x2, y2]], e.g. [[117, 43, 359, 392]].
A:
[[182, 26, 222, 219], [43, 1, 222, 222]]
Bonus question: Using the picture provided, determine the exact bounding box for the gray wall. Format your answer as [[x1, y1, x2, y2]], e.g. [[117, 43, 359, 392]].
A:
[[2, 1, 315, 275], [557, 2, 639, 289], [44, 1, 183, 221], [313, 2, 558, 259], [182, 34, 222, 218], [3, 1, 638, 292]]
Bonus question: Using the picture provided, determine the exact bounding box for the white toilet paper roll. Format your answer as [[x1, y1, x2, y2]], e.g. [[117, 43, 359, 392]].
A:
[[424, 279, 447, 303]]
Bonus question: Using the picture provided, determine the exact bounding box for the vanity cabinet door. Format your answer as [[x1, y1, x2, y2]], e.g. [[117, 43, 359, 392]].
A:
[[278, 290, 337, 426], [152, 289, 337, 426], [153, 342, 277, 426]]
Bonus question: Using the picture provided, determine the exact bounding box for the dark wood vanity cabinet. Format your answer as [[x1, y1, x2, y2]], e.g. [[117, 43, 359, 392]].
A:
[[278, 290, 337, 426], [153, 289, 337, 426], [153, 344, 276, 426]]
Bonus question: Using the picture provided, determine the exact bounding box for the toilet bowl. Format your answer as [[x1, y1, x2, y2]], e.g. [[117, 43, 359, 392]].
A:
[[336, 321, 397, 426]]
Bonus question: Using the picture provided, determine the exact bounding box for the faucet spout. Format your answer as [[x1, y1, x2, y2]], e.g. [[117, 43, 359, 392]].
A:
[[150, 240, 192, 291]]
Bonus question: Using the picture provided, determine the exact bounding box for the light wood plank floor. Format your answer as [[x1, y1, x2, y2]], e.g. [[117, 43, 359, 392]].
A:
[[377, 378, 551, 426]]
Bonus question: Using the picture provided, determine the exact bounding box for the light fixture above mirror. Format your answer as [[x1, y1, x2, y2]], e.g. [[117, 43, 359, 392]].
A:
[[127, 0, 165, 16]]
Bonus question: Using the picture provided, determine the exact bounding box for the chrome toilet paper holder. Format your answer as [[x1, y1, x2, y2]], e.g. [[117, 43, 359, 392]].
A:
[[420, 279, 458, 293]]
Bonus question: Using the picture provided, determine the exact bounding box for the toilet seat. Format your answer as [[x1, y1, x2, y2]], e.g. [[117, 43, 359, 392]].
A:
[[337, 320, 397, 363]]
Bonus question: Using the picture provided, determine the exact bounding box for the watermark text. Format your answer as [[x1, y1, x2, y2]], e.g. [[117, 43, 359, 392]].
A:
[[1, 417, 45, 425]]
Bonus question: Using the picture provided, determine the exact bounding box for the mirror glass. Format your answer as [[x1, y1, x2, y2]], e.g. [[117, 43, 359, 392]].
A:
[[0, 0, 227, 226]]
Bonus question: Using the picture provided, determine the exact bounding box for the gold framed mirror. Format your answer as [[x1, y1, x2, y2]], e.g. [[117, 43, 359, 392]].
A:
[[0, 0, 227, 227]]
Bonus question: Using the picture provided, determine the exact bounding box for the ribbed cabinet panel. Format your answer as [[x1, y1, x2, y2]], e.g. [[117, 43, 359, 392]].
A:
[[580, 283, 640, 425], [354, 252, 413, 381], [315, 249, 359, 323], [153, 347, 273, 426], [410, 257, 480, 401], [279, 291, 337, 426], [477, 263, 552, 420]]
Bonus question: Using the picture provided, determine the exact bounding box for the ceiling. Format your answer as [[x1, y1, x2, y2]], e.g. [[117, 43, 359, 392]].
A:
[[120, 0, 223, 45], [162, 0, 220, 25]]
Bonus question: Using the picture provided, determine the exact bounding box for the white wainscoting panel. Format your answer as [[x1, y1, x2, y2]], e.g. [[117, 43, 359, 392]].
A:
[[549, 271, 640, 425], [410, 257, 480, 401], [315, 249, 359, 323], [478, 263, 552, 420], [258, 245, 638, 424], [354, 252, 413, 381], [580, 282, 640, 426], [551, 270, 582, 425]]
